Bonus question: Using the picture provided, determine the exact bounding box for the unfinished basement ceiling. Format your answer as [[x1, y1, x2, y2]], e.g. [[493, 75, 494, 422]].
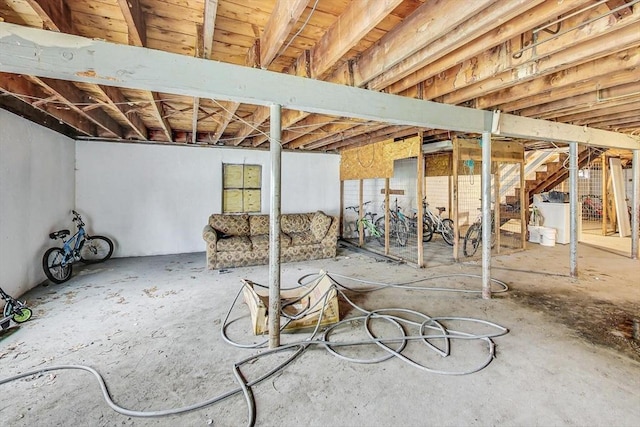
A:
[[0, 0, 639, 151]]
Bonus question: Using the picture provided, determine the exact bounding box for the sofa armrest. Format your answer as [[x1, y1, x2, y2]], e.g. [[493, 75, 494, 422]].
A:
[[321, 216, 339, 245], [203, 224, 218, 245]]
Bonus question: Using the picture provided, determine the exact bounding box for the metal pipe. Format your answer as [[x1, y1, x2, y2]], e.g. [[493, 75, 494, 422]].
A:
[[481, 131, 492, 299], [569, 142, 579, 277], [632, 149, 639, 259], [269, 103, 282, 349]]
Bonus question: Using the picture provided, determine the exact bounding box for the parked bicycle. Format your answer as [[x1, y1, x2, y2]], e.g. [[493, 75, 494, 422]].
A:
[[376, 198, 409, 247], [345, 201, 384, 245], [463, 206, 496, 257], [1, 286, 32, 329], [42, 210, 114, 284], [423, 199, 455, 245]]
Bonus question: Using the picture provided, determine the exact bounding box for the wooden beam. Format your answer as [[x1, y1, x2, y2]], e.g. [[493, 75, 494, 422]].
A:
[[352, 0, 495, 87], [310, 0, 404, 79], [498, 114, 639, 149], [150, 91, 172, 142], [434, 22, 640, 105], [24, 0, 72, 33], [305, 123, 389, 151], [366, 0, 545, 91], [286, 120, 364, 150], [234, 106, 270, 146], [477, 48, 640, 110], [96, 84, 147, 140], [3, 23, 637, 149], [202, 0, 219, 60], [330, 126, 417, 152], [116, 0, 146, 47], [516, 78, 640, 119], [210, 101, 240, 145], [0, 72, 94, 135], [260, 0, 309, 68], [385, 0, 592, 95], [29, 76, 122, 138]]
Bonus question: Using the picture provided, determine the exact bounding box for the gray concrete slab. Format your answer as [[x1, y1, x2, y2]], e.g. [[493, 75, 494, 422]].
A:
[[1, 243, 638, 426]]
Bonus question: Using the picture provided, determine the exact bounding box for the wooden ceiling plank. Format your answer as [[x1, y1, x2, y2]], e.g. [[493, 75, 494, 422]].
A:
[[260, 0, 310, 68], [0, 72, 94, 135], [310, 0, 404, 79], [476, 47, 640, 111], [30, 76, 122, 138], [556, 100, 640, 124], [24, 0, 72, 33], [514, 80, 640, 119], [367, 0, 546, 91], [116, 0, 146, 47], [434, 23, 640, 106], [500, 67, 640, 115], [115, 0, 171, 141], [385, 0, 592, 95], [352, 0, 495, 87]]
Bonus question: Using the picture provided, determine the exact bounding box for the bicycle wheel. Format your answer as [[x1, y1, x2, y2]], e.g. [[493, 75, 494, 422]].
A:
[[80, 236, 114, 263], [441, 219, 455, 246], [394, 219, 409, 246], [463, 224, 481, 257], [42, 248, 72, 284], [422, 219, 434, 242], [11, 306, 32, 323], [374, 217, 386, 246]]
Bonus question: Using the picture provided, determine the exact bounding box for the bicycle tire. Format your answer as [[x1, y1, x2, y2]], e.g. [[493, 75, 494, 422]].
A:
[[422, 219, 434, 242], [463, 224, 481, 257], [394, 219, 409, 246], [423, 216, 434, 242], [42, 247, 72, 284], [374, 217, 386, 246], [80, 236, 114, 263], [12, 306, 32, 323], [441, 219, 455, 246]]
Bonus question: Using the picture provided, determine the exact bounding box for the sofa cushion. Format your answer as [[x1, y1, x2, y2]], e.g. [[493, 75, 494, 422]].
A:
[[251, 233, 292, 250], [281, 213, 312, 234], [288, 231, 316, 246], [216, 235, 252, 252], [250, 215, 269, 236], [310, 211, 332, 241], [209, 214, 250, 236]]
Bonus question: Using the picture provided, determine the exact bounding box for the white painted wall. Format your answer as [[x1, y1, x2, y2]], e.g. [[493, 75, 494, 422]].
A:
[[0, 110, 75, 297], [75, 141, 340, 257]]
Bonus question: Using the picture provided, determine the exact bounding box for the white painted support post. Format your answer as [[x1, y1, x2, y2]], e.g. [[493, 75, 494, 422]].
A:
[[269, 103, 282, 349], [632, 150, 639, 259], [569, 142, 578, 277], [481, 131, 492, 299]]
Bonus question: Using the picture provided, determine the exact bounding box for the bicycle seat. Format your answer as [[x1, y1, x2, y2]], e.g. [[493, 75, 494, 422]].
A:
[[436, 207, 446, 214], [49, 229, 70, 240]]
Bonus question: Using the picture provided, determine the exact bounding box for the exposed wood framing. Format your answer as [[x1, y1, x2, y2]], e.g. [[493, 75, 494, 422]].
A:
[[260, 0, 309, 69]]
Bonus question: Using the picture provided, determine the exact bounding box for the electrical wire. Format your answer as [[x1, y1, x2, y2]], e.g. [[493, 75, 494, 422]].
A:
[[0, 270, 509, 426]]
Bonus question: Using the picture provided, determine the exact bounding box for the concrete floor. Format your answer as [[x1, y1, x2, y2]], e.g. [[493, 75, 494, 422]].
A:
[[1, 242, 639, 426]]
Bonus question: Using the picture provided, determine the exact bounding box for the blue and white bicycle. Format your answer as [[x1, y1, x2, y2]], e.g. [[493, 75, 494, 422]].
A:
[[42, 210, 114, 284]]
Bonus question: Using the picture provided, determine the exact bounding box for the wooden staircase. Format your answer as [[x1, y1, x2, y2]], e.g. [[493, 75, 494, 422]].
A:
[[502, 147, 603, 219]]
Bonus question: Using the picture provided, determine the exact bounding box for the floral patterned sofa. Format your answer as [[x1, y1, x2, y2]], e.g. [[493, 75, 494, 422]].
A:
[[202, 211, 339, 270]]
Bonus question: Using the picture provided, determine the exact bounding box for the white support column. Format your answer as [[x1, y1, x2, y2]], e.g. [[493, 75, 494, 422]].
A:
[[632, 150, 639, 259], [269, 103, 282, 349], [481, 131, 492, 299], [569, 142, 579, 277]]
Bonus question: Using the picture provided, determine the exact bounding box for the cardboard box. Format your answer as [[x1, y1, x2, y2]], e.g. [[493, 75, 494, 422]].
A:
[[242, 271, 340, 335]]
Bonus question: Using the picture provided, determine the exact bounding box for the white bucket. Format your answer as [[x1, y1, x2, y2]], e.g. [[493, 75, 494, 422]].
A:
[[540, 227, 556, 247], [528, 225, 542, 243]]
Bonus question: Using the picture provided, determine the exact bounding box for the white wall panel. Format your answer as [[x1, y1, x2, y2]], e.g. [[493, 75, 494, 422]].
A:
[[0, 110, 75, 296], [75, 141, 340, 257]]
